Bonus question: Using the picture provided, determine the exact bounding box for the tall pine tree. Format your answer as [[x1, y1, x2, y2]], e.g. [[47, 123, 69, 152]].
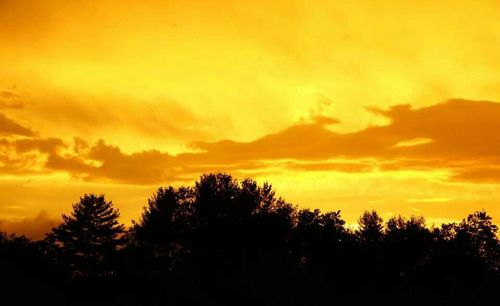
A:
[[46, 194, 125, 278]]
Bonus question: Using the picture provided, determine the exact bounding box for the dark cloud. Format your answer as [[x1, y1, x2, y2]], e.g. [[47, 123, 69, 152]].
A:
[[451, 166, 500, 184], [189, 99, 500, 162], [0, 137, 65, 174], [46, 139, 179, 184], [4, 98, 500, 185], [183, 99, 500, 182], [0, 112, 35, 136], [15, 137, 65, 154]]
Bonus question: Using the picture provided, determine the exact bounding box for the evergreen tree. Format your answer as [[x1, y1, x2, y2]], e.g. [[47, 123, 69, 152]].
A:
[[46, 194, 125, 278]]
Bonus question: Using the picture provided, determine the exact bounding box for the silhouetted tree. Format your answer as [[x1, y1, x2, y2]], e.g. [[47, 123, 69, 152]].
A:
[[132, 186, 194, 265], [354, 210, 385, 295], [424, 211, 500, 304], [294, 209, 347, 268], [1, 173, 499, 305], [383, 215, 433, 293], [356, 210, 384, 243], [188, 174, 298, 305], [1, 232, 64, 305], [46, 194, 125, 278], [456, 210, 499, 270], [292, 209, 351, 302]]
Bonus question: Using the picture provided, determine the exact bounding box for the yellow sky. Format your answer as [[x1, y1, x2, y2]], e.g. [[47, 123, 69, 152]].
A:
[[1, 0, 500, 238]]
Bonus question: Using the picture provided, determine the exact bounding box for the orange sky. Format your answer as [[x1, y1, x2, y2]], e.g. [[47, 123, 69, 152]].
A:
[[1, 0, 500, 238]]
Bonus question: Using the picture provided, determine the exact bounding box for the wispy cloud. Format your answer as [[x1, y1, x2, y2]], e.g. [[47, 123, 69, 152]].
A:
[[0, 112, 35, 136]]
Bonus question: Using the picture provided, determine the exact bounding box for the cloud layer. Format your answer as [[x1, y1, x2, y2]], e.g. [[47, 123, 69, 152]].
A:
[[2, 98, 500, 185]]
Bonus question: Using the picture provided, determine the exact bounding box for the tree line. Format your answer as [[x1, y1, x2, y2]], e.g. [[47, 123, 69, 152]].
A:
[[1, 173, 499, 305]]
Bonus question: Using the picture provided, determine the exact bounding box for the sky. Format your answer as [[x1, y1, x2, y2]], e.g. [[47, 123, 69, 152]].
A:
[[1, 0, 500, 239]]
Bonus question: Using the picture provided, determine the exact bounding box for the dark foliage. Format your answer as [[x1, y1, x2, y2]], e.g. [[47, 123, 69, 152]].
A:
[[45, 194, 125, 279], [1, 173, 499, 305]]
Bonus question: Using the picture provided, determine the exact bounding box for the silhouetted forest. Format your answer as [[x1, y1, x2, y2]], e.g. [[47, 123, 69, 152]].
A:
[[1, 174, 499, 305]]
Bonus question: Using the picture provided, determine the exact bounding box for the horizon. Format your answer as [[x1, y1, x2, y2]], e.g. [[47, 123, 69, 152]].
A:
[[1, 172, 499, 240]]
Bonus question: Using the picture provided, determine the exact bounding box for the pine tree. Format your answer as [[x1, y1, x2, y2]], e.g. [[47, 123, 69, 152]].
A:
[[46, 194, 125, 278]]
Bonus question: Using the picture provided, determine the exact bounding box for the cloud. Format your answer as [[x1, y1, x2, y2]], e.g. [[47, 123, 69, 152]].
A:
[[8, 87, 231, 153], [45, 139, 178, 184], [15, 137, 65, 154], [451, 166, 500, 184], [0, 112, 35, 136], [0, 137, 65, 174], [183, 99, 500, 182], [282, 160, 375, 173], [365, 99, 500, 158], [4, 98, 500, 185], [190, 98, 500, 159], [0, 90, 24, 109], [0, 210, 58, 240]]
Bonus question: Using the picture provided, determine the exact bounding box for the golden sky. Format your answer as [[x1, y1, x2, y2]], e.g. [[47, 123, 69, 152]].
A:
[[1, 0, 500, 238]]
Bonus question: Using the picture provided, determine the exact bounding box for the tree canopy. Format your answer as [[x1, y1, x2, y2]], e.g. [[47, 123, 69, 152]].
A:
[[0, 173, 498, 305], [46, 194, 125, 278]]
